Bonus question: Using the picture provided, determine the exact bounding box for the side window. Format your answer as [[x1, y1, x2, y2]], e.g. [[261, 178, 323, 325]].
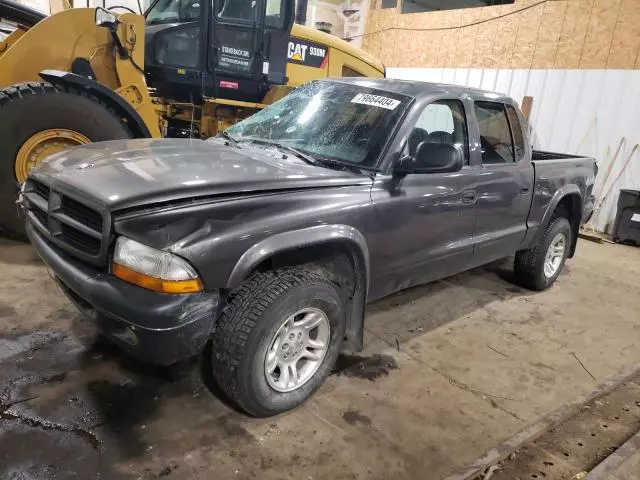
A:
[[342, 66, 365, 77], [506, 105, 525, 162], [217, 0, 257, 22], [474, 101, 514, 164], [146, 0, 201, 24], [403, 99, 469, 164], [265, 0, 285, 28]]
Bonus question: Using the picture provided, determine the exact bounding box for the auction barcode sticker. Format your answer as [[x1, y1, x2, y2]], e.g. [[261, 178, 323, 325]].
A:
[[351, 93, 401, 110]]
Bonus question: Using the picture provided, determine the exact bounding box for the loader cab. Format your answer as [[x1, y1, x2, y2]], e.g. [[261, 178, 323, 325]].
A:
[[144, 0, 294, 102]]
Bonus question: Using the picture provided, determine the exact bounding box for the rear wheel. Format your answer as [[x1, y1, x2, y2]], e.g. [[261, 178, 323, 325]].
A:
[[0, 82, 132, 237], [514, 216, 572, 291], [210, 267, 345, 417]]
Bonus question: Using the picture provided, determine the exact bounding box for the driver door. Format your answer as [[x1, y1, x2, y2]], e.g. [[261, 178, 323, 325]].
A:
[[368, 99, 478, 300]]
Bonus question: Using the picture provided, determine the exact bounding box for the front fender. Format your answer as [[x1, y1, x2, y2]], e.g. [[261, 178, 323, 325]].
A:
[[227, 224, 370, 352], [39, 70, 153, 138], [227, 224, 370, 292]]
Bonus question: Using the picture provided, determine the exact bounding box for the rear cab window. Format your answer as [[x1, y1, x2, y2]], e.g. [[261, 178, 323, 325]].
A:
[[474, 101, 515, 164], [506, 105, 525, 161]]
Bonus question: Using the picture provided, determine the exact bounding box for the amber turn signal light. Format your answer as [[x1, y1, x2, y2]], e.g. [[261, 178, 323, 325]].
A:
[[112, 263, 203, 294]]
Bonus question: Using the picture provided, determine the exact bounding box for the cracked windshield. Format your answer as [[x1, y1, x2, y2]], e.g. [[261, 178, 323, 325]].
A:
[[223, 81, 410, 168]]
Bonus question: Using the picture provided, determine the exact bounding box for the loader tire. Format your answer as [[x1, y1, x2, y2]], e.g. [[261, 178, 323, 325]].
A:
[[0, 82, 132, 238]]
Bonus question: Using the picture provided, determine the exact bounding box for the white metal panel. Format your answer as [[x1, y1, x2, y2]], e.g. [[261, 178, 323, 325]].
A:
[[494, 70, 514, 99], [506, 70, 530, 110], [535, 70, 565, 150], [453, 68, 470, 86], [466, 69, 484, 89], [441, 69, 457, 85], [479, 69, 498, 92], [386, 67, 640, 233]]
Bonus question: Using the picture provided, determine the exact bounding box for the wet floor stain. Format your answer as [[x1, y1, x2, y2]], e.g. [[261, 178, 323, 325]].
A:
[[155, 461, 179, 477], [42, 372, 68, 383], [342, 409, 372, 426], [0, 330, 213, 479], [0, 303, 16, 318], [215, 413, 254, 441], [0, 331, 68, 361], [0, 319, 404, 480], [0, 409, 101, 449], [333, 354, 398, 381]]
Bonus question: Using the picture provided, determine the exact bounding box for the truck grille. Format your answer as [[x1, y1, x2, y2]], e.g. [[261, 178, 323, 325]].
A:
[[24, 179, 108, 266], [33, 181, 50, 200], [61, 196, 103, 232], [31, 206, 49, 229], [60, 223, 102, 255]]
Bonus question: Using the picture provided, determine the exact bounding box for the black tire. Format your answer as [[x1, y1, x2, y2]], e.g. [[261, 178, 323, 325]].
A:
[[0, 82, 132, 238], [210, 267, 345, 417], [514, 216, 572, 291]]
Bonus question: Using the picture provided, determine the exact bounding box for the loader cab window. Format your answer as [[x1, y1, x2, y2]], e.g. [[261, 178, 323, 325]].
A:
[[265, 0, 286, 28], [342, 66, 365, 77], [146, 0, 202, 24], [146, 0, 202, 69], [217, 0, 258, 22]]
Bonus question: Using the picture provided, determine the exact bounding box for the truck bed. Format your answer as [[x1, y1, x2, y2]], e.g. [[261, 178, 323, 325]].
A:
[[529, 152, 597, 226], [532, 150, 587, 161]]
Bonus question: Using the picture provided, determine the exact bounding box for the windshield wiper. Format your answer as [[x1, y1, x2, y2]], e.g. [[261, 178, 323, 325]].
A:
[[241, 138, 370, 174], [242, 139, 323, 166], [220, 131, 241, 149], [272, 144, 323, 167]]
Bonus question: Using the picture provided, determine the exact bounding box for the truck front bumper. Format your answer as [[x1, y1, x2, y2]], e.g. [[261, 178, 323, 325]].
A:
[[26, 222, 220, 365]]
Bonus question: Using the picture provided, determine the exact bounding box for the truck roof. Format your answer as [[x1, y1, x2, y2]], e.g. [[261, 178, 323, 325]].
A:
[[329, 77, 514, 104]]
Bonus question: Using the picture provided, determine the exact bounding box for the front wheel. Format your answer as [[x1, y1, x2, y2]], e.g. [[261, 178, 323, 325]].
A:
[[210, 267, 345, 417], [514, 216, 572, 291]]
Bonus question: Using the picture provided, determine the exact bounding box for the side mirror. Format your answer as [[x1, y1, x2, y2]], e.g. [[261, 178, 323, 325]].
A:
[[95, 7, 119, 31], [395, 141, 463, 176]]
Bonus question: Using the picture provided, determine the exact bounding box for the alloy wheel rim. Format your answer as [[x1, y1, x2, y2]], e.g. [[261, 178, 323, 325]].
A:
[[544, 233, 566, 278], [15, 129, 91, 183], [264, 307, 330, 393]]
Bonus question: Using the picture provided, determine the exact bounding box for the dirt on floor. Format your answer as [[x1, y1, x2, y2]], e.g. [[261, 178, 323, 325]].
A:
[[483, 373, 640, 480], [0, 238, 638, 480]]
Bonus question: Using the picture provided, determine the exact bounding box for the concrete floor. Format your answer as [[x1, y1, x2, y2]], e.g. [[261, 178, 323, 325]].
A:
[[0, 238, 638, 480]]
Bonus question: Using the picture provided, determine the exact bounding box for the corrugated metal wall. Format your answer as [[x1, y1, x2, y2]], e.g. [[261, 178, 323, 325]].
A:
[[388, 67, 640, 233]]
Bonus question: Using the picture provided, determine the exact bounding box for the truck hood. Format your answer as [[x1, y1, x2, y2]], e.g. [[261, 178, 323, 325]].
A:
[[32, 138, 372, 211]]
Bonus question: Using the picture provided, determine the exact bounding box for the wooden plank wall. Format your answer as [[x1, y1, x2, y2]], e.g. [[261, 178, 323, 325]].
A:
[[361, 0, 640, 69]]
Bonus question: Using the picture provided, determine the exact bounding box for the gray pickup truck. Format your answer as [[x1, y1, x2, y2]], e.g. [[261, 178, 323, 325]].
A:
[[22, 79, 596, 416]]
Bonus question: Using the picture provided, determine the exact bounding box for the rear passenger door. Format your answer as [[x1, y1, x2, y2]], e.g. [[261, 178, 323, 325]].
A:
[[470, 101, 534, 267]]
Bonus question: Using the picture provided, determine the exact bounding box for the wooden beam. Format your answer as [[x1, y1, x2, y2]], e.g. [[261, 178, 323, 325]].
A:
[[521, 96, 533, 122]]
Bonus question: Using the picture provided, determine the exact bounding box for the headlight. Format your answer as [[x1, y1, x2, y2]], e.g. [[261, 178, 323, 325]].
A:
[[112, 237, 203, 294]]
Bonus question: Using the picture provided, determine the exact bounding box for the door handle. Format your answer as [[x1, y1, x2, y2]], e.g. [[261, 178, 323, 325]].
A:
[[462, 190, 476, 204], [520, 187, 530, 194]]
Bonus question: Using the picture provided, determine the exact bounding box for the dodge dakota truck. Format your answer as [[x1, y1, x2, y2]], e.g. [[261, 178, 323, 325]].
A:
[[22, 78, 596, 416]]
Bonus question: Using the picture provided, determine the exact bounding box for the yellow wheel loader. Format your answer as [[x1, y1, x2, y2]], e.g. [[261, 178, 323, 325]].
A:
[[0, 0, 384, 236]]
